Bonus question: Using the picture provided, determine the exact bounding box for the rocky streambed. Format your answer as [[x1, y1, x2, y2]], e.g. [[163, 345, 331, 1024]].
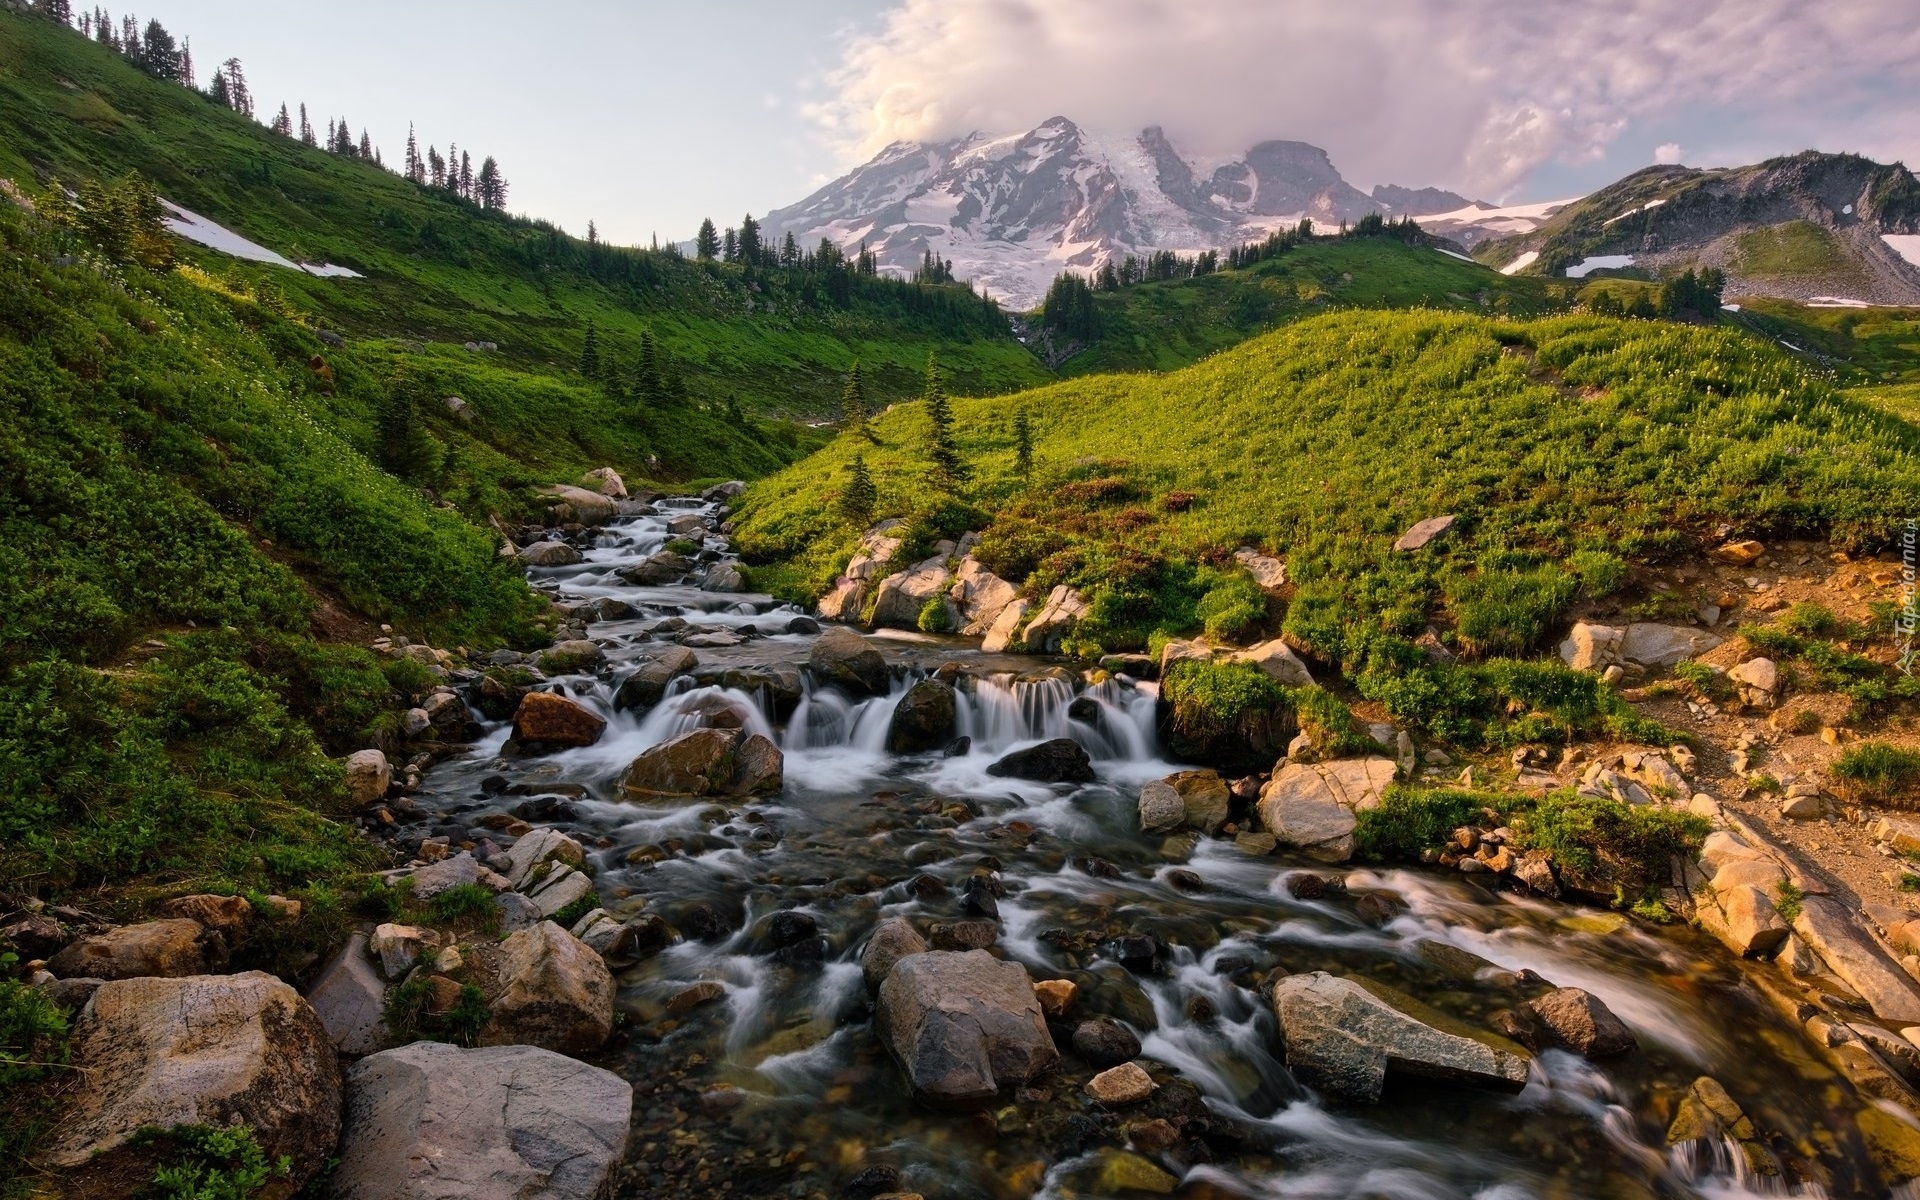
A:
[[21, 490, 1917, 1199]]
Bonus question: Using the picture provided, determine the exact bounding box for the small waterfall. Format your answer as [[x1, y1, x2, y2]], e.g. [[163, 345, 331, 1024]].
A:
[[783, 676, 910, 753]]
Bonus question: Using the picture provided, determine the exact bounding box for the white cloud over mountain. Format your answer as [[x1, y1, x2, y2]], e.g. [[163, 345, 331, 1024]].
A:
[[812, 0, 1920, 198]]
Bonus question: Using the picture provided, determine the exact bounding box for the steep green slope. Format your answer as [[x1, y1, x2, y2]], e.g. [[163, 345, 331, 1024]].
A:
[[1048, 237, 1572, 376], [0, 12, 1050, 434], [738, 309, 1920, 666]]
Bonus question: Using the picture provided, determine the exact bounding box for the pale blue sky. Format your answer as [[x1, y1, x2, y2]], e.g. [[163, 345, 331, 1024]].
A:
[[128, 1, 1920, 246]]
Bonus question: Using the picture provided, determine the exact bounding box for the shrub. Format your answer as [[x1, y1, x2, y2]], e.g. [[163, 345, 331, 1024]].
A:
[[0, 981, 68, 1088], [1289, 685, 1378, 759], [383, 975, 491, 1047], [1567, 549, 1629, 598], [1832, 742, 1920, 806], [1195, 571, 1267, 643], [550, 893, 600, 930], [1779, 601, 1842, 639], [1446, 565, 1578, 658], [971, 518, 1067, 585], [1352, 787, 1489, 861], [1774, 880, 1805, 924], [663, 538, 701, 556], [1517, 789, 1709, 895], [131, 1123, 290, 1200], [916, 596, 955, 634], [426, 883, 502, 932]]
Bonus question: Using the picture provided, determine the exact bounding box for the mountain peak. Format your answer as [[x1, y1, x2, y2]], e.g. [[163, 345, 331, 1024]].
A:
[[762, 119, 1498, 308]]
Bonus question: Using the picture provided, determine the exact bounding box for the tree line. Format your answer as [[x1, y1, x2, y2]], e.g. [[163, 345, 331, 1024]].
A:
[[37, 3, 511, 213]]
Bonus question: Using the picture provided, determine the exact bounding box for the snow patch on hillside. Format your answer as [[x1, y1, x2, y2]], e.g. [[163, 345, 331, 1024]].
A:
[[1565, 255, 1635, 278], [1884, 234, 1920, 268], [1500, 251, 1539, 275], [161, 200, 363, 278]]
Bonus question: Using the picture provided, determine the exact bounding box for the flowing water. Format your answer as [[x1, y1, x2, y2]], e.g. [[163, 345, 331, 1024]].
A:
[[413, 500, 1898, 1199]]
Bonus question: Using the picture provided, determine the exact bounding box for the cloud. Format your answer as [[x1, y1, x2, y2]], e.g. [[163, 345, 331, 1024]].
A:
[[1654, 143, 1685, 165], [812, 0, 1920, 197]]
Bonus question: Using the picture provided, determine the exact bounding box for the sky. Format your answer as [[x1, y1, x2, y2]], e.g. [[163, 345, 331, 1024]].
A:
[[133, 0, 1920, 244]]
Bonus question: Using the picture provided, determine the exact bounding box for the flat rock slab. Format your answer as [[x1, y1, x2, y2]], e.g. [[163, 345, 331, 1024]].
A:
[[1272, 971, 1530, 1102], [333, 1042, 632, 1200], [1393, 515, 1455, 551], [305, 932, 389, 1057], [1794, 897, 1920, 1025]]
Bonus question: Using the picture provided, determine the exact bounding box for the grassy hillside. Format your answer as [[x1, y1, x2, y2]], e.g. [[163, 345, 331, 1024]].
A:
[[737, 310, 1920, 722], [0, 11, 1050, 441], [1045, 236, 1573, 376]]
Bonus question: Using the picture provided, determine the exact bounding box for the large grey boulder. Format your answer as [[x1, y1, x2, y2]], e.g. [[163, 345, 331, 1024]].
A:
[[1620, 622, 1723, 668], [1393, 515, 1455, 551], [47, 973, 341, 1195], [1233, 639, 1313, 686], [343, 748, 392, 806], [620, 550, 691, 586], [949, 558, 1018, 635], [986, 738, 1095, 783], [543, 484, 619, 525], [860, 916, 930, 992], [1255, 758, 1397, 863], [810, 628, 890, 696], [885, 678, 957, 753], [1021, 586, 1089, 653], [333, 1041, 632, 1200], [1793, 897, 1920, 1024], [619, 727, 783, 798], [518, 541, 583, 568], [480, 921, 615, 1054], [1558, 621, 1624, 672], [305, 932, 389, 1057], [1272, 972, 1530, 1102], [877, 950, 1058, 1106], [871, 556, 954, 629], [1138, 770, 1230, 835], [1525, 987, 1636, 1058], [980, 598, 1032, 653]]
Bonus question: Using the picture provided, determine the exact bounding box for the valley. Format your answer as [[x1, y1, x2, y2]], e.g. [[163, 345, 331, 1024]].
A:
[[7, 5, 1920, 1200]]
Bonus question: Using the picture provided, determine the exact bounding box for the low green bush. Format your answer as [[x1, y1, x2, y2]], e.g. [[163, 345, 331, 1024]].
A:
[[1195, 570, 1267, 642], [916, 597, 955, 634], [1833, 742, 1920, 805], [1445, 564, 1578, 659], [1352, 787, 1491, 861], [1162, 659, 1290, 745], [132, 1123, 290, 1200], [1567, 549, 1629, 598], [426, 883, 502, 932], [383, 976, 491, 1048]]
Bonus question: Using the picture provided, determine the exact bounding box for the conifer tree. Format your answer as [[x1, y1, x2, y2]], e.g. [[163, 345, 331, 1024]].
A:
[[178, 36, 193, 88], [781, 231, 799, 268], [427, 146, 445, 187], [458, 151, 473, 199], [722, 228, 737, 262], [921, 353, 966, 484], [35, 0, 72, 23], [377, 371, 427, 479], [404, 124, 423, 182], [739, 214, 762, 266], [840, 454, 876, 524], [209, 69, 230, 109], [272, 103, 292, 137], [695, 218, 719, 261], [299, 103, 315, 145], [477, 157, 506, 211], [840, 361, 869, 437], [220, 57, 252, 117], [1013, 407, 1033, 480], [579, 320, 600, 379], [139, 20, 179, 80], [359, 130, 373, 160], [635, 329, 660, 404]]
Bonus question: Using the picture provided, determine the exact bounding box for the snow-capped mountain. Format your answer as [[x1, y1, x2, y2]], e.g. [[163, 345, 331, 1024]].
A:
[[761, 117, 1547, 309]]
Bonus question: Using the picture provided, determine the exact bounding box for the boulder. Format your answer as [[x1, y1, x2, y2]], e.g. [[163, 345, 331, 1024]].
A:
[[861, 917, 930, 992], [665, 513, 708, 537], [1271, 972, 1530, 1102], [701, 563, 747, 593], [621, 550, 691, 586], [422, 689, 478, 739], [1137, 780, 1186, 833], [1729, 657, 1780, 709], [543, 484, 619, 525], [1233, 548, 1288, 592], [517, 540, 583, 567], [986, 738, 1096, 783], [1032, 979, 1077, 1019], [499, 827, 587, 889], [539, 639, 605, 673], [1525, 987, 1636, 1057], [159, 894, 252, 936], [1559, 622, 1624, 672], [844, 523, 905, 582], [730, 733, 785, 796], [1071, 1018, 1142, 1067], [407, 851, 501, 901], [949, 559, 1019, 634], [816, 578, 865, 622], [525, 865, 596, 919], [1712, 540, 1765, 565], [620, 728, 741, 798], [885, 679, 957, 753], [872, 556, 954, 629], [1393, 515, 1455, 551], [47, 919, 216, 981], [511, 691, 608, 749], [343, 748, 391, 806], [332, 1042, 631, 1200], [1165, 770, 1231, 835], [1793, 898, 1920, 1024], [1255, 758, 1398, 863], [810, 628, 890, 697], [47, 973, 340, 1194], [1022, 585, 1089, 653], [1233, 639, 1313, 686], [876, 950, 1059, 1106], [369, 923, 439, 979], [1619, 623, 1723, 668], [305, 932, 389, 1057], [614, 646, 700, 712], [480, 921, 615, 1054], [980, 598, 1033, 653], [583, 466, 627, 498]]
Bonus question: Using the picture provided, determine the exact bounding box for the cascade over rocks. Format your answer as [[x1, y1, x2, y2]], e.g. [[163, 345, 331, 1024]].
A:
[[1272, 972, 1530, 1101], [614, 646, 700, 712], [333, 1042, 632, 1200], [47, 973, 341, 1197], [877, 949, 1060, 1106]]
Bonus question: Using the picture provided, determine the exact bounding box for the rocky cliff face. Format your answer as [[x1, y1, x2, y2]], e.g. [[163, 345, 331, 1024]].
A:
[[761, 118, 1481, 309], [1486, 151, 1920, 304]]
